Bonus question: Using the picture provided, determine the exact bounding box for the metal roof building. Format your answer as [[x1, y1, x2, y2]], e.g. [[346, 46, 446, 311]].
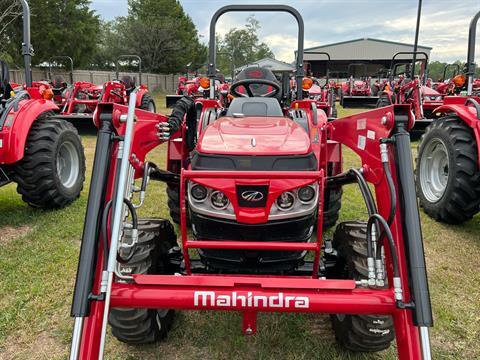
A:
[[298, 38, 432, 78]]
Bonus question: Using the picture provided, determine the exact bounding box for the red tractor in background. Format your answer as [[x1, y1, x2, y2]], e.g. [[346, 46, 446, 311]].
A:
[[415, 10, 480, 224], [303, 51, 337, 118], [376, 52, 444, 133], [0, 0, 85, 208], [69, 5, 433, 360], [167, 73, 230, 108], [115, 55, 156, 112], [340, 63, 378, 108]]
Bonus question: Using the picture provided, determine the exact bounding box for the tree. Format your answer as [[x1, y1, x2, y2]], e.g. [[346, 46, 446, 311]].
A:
[[217, 16, 274, 77], [102, 0, 207, 74], [3, 0, 100, 68], [0, 1, 21, 63]]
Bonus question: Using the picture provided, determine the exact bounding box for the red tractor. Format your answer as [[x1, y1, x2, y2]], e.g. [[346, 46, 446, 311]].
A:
[[0, 0, 85, 208], [167, 73, 230, 108], [415, 10, 480, 224], [376, 52, 444, 134], [68, 5, 433, 360], [303, 51, 337, 118], [340, 63, 378, 108]]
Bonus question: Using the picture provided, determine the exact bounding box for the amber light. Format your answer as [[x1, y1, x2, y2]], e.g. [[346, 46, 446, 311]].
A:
[[452, 74, 466, 87], [302, 77, 313, 90], [41, 87, 54, 100], [199, 77, 210, 89]]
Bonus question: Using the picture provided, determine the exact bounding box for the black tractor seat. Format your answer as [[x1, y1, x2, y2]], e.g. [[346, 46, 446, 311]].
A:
[[226, 97, 283, 117]]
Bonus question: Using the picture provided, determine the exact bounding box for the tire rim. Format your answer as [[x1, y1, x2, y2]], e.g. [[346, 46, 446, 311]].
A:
[[147, 101, 155, 112], [419, 138, 449, 203], [56, 141, 80, 188]]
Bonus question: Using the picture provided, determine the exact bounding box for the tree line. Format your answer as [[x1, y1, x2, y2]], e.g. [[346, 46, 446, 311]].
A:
[[0, 0, 274, 76]]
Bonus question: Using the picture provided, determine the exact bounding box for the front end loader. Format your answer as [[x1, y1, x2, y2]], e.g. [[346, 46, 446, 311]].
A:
[[68, 5, 433, 360]]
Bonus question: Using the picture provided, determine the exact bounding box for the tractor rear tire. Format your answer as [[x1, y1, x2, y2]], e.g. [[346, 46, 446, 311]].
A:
[[416, 115, 480, 223], [139, 93, 156, 112], [331, 221, 394, 352], [323, 188, 342, 229], [109, 219, 177, 344], [13, 114, 85, 208]]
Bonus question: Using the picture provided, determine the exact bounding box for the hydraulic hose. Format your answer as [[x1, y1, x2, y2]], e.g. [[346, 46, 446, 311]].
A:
[[367, 214, 399, 278]]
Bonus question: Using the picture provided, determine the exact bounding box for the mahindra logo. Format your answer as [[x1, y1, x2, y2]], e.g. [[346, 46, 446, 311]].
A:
[[241, 190, 264, 202], [194, 291, 310, 309]]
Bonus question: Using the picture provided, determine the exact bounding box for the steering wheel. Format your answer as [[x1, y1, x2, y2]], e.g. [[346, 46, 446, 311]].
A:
[[230, 79, 281, 98]]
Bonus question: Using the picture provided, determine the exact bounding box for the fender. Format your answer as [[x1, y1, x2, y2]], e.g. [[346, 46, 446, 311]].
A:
[[0, 98, 59, 164], [432, 99, 480, 167]]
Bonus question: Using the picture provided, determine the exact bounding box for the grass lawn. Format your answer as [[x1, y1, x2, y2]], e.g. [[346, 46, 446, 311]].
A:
[[0, 96, 479, 359]]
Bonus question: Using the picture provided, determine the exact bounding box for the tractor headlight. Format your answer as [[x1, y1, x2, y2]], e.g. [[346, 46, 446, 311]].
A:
[[298, 185, 316, 203], [191, 184, 207, 201], [276, 191, 295, 211], [211, 190, 229, 209]]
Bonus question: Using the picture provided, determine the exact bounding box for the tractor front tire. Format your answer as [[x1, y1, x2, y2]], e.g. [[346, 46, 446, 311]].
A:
[[331, 221, 394, 352], [166, 184, 181, 224], [330, 106, 338, 119], [13, 114, 85, 208], [416, 115, 480, 223], [139, 93, 156, 112], [323, 188, 342, 229], [109, 219, 177, 344]]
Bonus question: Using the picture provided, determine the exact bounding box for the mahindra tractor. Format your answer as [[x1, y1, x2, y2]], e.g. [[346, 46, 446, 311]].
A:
[[340, 63, 378, 108], [303, 51, 337, 118], [68, 5, 433, 360], [415, 10, 480, 224], [115, 55, 155, 112], [167, 72, 230, 108], [376, 52, 444, 134], [47, 55, 75, 104], [0, 0, 85, 208]]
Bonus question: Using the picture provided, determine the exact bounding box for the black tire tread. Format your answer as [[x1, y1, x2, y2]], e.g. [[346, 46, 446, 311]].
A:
[[139, 93, 156, 112], [415, 115, 480, 223], [109, 219, 177, 344], [323, 188, 342, 229], [331, 221, 394, 352], [13, 113, 85, 208]]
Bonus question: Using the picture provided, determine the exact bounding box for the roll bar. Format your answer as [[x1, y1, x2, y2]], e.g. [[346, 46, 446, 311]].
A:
[[208, 5, 305, 100], [116, 55, 142, 85], [304, 51, 330, 80], [442, 63, 460, 82], [48, 56, 74, 84], [18, 0, 33, 87], [390, 51, 429, 85], [466, 10, 480, 95]]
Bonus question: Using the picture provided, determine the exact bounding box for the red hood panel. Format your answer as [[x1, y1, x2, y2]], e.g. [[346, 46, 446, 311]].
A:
[[197, 116, 311, 155]]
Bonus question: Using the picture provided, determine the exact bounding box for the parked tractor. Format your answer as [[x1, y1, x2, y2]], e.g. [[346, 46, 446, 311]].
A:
[[340, 63, 378, 108], [376, 52, 444, 134], [0, 0, 85, 208], [303, 51, 337, 118], [415, 10, 480, 224], [69, 5, 433, 360], [115, 55, 156, 112], [167, 72, 230, 108]]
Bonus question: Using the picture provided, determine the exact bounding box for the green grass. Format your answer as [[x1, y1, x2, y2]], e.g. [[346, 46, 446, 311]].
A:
[[0, 97, 479, 359]]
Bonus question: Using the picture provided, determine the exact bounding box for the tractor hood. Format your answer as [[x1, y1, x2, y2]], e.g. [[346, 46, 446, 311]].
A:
[[196, 116, 312, 156], [421, 86, 441, 96]]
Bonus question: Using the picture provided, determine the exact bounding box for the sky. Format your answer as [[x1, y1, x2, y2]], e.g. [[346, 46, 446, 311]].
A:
[[90, 0, 478, 63]]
